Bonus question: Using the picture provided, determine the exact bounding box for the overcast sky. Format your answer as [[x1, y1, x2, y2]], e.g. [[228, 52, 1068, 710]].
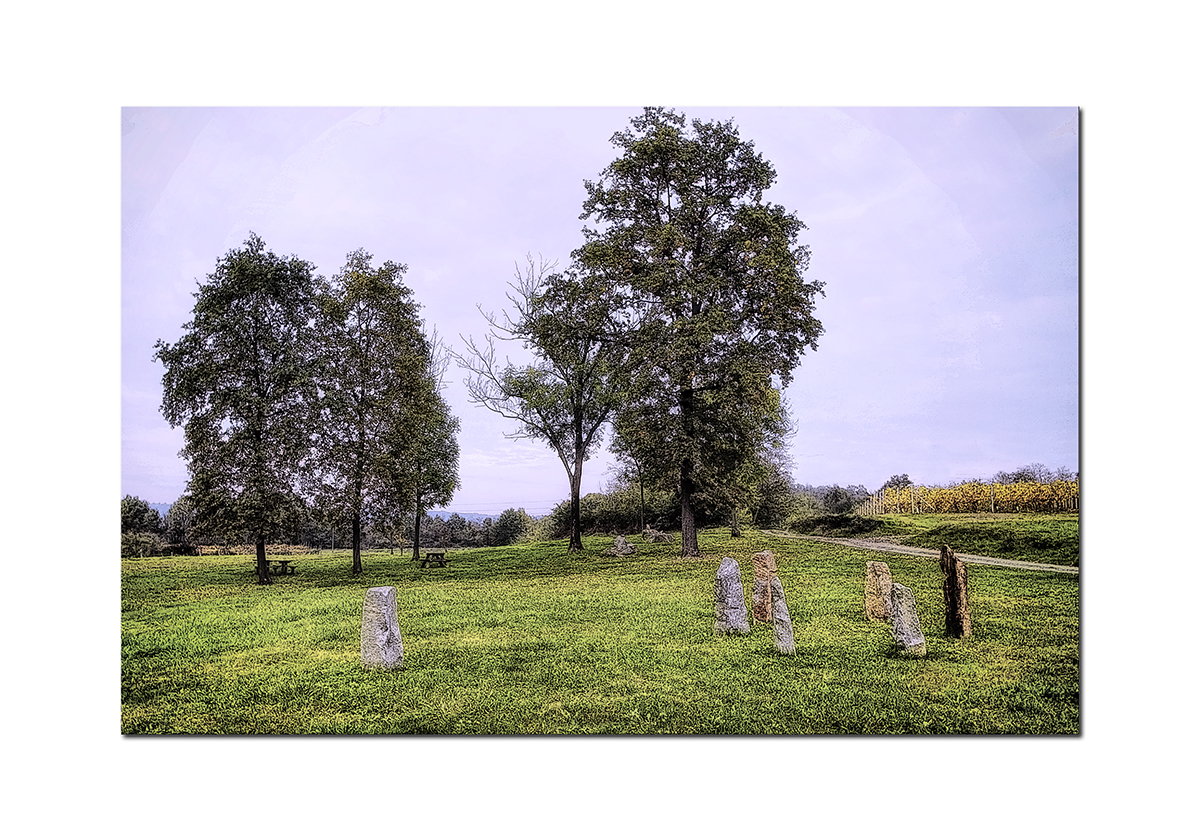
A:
[[122, 106, 1078, 514]]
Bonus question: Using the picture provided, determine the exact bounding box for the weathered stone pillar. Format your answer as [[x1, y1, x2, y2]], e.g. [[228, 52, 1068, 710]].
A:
[[865, 561, 893, 622], [769, 575, 795, 655], [714, 557, 751, 635], [888, 582, 927, 658], [361, 586, 404, 670], [939, 545, 971, 638], [750, 550, 777, 624]]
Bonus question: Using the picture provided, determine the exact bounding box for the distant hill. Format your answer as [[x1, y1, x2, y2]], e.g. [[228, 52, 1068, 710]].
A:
[[427, 510, 498, 524]]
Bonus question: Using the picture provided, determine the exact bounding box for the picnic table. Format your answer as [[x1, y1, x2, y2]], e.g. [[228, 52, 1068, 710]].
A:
[[250, 558, 299, 576], [419, 549, 449, 568]]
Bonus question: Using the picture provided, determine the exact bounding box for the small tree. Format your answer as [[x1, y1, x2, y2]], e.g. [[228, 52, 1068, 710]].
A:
[[163, 495, 197, 547], [457, 257, 624, 552], [493, 507, 533, 546], [121, 495, 163, 535]]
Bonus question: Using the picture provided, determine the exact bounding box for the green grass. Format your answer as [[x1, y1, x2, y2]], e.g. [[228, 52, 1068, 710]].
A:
[[794, 512, 1080, 567], [122, 530, 1079, 734]]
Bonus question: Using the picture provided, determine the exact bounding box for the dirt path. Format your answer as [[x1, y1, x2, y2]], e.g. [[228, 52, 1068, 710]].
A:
[[762, 531, 1079, 575]]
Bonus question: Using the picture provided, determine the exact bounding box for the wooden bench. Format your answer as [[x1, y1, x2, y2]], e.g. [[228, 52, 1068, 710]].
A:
[[419, 549, 448, 568]]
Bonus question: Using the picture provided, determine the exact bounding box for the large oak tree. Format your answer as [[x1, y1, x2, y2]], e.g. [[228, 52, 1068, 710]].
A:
[[576, 108, 824, 556]]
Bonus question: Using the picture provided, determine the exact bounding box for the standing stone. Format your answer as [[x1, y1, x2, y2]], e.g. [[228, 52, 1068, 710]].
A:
[[750, 550, 777, 623], [769, 575, 796, 655], [865, 561, 894, 622], [939, 545, 971, 638], [714, 557, 750, 635], [361, 586, 404, 670], [888, 582, 927, 658]]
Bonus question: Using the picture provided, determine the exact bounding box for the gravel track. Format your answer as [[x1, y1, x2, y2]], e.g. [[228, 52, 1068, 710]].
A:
[[762, 531, 1079, 575]]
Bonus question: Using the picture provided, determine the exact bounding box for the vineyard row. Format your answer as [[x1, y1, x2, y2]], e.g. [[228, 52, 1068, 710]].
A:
[[856, 481, 1080, 515]]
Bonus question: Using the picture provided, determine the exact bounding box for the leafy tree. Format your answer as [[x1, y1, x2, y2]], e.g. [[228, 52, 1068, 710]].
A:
[[309, 249, 431, 574], [121, 495, 163, 534], [493, 507, 533, 546], [882, 474, 912, 490], [575, 108, 824, 555], [163, 495, 197, 545], [457, 257, 624, 552], [155, 233, 322, 584], [390, 336, 460, 561]]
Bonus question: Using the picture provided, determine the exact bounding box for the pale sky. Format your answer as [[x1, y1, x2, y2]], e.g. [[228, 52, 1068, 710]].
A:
[[122, 106, 1078, 514]]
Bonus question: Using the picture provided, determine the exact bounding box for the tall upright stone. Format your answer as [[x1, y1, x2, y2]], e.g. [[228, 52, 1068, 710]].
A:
[[939, 545, 971, 638], [888, 582, 927, 658], [769, 575, 796, 655], [750, 550, 777, 624], [714, 557, 750, 635], [361, 586, 404, 670], [865, 561, 893, 622]]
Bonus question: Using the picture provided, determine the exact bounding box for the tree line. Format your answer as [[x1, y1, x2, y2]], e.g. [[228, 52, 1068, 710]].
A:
[[119, 494, 534, 557], [145, 107, 827, 577]]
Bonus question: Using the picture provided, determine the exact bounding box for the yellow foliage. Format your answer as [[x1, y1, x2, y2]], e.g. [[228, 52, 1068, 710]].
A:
[[873, 480, 1078, 514]]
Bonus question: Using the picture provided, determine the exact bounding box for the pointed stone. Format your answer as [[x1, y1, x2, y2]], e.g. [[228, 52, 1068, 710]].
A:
[[865, 561, 893, 622], [361, 586, 404, 670], [888, 582, 927, 658], [714, 557, 750, 635], [769, 575, 795, 655], [939, 545, 971, 638]]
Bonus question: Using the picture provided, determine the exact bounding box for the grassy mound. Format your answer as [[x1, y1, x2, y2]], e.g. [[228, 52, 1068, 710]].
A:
[[122, 529, 1079, 735], [790, 512, 1080, 567]]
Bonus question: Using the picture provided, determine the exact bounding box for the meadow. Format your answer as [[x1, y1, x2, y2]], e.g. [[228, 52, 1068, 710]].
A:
[[121, 527, 1080, 735]]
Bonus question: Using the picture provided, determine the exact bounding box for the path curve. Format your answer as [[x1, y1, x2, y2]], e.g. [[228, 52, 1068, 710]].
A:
[[762, 531, 1079, 575]]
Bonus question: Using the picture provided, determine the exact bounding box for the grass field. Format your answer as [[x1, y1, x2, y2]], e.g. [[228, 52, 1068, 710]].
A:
[[794, 512, 1080, 566], [121, 528, 1079, 735]]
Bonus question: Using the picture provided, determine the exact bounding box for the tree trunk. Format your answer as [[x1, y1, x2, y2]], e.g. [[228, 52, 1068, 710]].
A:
[[680, 457, 699, 556], [255, 539, 272, 585], [412, 500, 423, 563], [730, 509, 742, 538], [679, 386, 699, 557], [351, 512, 362, 574], [568, 451, 584, 553]]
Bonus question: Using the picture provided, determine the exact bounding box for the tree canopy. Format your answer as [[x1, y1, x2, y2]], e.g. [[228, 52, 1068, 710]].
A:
[[575, 108, 824, 555]]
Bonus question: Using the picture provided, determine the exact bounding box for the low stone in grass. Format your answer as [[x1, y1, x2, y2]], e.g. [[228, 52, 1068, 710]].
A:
[[865, 561, 893, 622], [642, 527, 674, 544], [750, 550, 777, 623], [939, 545, 971, 638], [888, 582, 927, 658], [714, 557, 750, 635], [361, 586, 404, 670], [769, 575, 796, 655], [607, 535, 637, 556]]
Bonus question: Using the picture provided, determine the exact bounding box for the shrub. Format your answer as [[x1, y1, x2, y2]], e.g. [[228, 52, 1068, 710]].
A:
[[121, 532, 165, 558]]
